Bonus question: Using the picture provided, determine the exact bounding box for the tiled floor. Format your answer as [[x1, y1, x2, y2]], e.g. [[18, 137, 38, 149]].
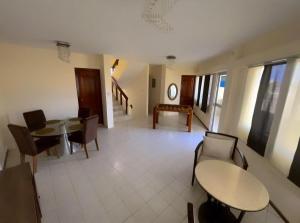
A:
[[6, 115, 284, 223]]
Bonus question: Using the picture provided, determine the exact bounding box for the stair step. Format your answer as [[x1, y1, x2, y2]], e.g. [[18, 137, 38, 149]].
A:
[[113, 110, 124, 116], [114, 114, 131, 122]]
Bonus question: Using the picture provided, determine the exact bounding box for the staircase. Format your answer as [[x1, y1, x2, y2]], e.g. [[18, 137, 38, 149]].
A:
[[112, 76, 131, 123], [113, 99, 130, 122]]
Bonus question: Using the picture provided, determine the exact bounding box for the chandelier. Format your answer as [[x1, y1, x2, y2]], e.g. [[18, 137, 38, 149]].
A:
[[142, 0, 180, 32]]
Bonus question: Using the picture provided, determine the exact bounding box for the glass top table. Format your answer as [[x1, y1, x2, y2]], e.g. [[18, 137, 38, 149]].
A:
[[31, 118, 83, 137]]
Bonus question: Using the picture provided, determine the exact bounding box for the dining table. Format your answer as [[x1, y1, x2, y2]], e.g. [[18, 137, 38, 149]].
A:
[[30, 118, 83, 155], [195, 159, 269, 223]]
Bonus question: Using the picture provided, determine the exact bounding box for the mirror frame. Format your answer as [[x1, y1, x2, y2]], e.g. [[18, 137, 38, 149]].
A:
[[167, 83, 178, 101]]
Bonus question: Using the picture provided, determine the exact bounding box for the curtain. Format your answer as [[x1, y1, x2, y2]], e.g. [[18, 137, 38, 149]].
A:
[[247, 63, 286, 156], [201, 75, 211, 113], [196, 76, 202, 106], [288, 137, 300, 187]]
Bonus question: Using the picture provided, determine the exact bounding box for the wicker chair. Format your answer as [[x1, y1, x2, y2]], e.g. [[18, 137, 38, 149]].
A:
[[191, 131, 248, 186]]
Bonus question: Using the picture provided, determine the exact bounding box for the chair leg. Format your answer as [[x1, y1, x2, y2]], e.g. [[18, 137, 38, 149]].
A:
[[95, 138, 99, 151], [20, 153, 25, 164], [83, 144, 89, 159], [70, 142, 73, 154], [32, 156, 38, 173]]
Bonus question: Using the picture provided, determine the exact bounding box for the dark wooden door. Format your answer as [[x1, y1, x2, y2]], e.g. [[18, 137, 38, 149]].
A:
[[75, 68, 103, 124], [180, 75, 196, 107]]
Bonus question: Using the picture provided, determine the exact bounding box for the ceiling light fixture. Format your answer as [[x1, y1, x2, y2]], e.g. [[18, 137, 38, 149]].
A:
[[166, 55, 176, 60], [142, 0, 180, 32], [166, 55, 176, 67], [56, 41, 71, 63]]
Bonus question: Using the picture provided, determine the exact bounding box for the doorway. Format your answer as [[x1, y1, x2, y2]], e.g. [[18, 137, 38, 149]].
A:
[[180, 75, 196, 107], [211, 74, 227, 132], [74, 68, 104, 124]]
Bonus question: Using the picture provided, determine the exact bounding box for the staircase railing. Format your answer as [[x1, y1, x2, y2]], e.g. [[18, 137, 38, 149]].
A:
[[112, 76, 128, 114]]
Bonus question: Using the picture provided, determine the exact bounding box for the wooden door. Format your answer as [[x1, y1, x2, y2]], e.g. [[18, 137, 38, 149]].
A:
[[75, 68, 103, 124], [180, 75, 196, 107]]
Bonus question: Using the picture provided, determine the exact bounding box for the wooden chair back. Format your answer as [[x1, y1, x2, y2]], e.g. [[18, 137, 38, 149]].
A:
[[23, 109, 46, 131], [7, 124, 37, 156], [83, 115, 99, 143]]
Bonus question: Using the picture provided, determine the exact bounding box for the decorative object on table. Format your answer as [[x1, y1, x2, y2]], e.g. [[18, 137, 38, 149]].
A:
[[195, 160, 269, 223], [35, 127, 55, 135], [69, 117, 81, 122], [191, 131, 248, 186], [167, 83, 178, 100], [153, 104, 193, 132], [8, 124, 60, 173], [46, 120, 61, 125], [68, 115, 99, 159]]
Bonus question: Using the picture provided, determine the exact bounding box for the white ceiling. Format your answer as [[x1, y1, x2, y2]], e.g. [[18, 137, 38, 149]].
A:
[[0, 0, 300, 63]]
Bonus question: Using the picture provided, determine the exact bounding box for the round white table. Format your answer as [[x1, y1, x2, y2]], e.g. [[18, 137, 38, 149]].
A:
[[195, 160, 269, 222]]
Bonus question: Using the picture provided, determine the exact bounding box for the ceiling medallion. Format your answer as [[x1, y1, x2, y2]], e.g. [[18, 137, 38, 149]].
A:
[[142, 0, 180, 32]]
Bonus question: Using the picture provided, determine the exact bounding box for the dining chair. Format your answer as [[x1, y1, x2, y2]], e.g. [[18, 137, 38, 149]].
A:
[[8, 124, 60, 173], [191, 131, 248, 185], [23, 109, 60, 156], [68, 115, 99, 159], [78, 107, 91, 119], [23, 109, 46, 132]]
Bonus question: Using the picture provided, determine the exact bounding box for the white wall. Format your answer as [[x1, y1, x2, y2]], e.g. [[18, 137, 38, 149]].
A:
[[160, 65, 182, 116], [99, 54, 114, 128], [0, 42, 111, 150], [148, 65, 163, 114], [117, 60, 149, 118]]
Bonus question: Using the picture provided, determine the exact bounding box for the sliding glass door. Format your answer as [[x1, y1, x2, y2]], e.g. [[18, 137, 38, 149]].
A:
[[211, 74, 227, 132]]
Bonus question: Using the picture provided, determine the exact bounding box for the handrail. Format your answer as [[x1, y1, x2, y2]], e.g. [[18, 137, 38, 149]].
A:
[[111, 76, 128, 114]]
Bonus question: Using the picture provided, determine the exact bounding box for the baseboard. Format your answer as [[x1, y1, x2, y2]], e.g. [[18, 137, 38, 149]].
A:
[[193, 112, 209, 130]]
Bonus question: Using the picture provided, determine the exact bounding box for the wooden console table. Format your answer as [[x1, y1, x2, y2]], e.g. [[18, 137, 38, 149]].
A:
[[0, 163, 42, 223], [153, 104, 193, 132]]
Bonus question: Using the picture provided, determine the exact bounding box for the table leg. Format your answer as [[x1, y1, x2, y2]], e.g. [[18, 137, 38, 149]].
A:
[[198, 201, 237, 223], [153, 108, 156, 129], [186, 114, 189, 126], [188, 112, 192, 132], [156, 111, 159, 123]]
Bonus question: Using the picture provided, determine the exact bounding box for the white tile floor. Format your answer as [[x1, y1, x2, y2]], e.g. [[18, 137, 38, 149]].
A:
[[6, 115, 284, 223]]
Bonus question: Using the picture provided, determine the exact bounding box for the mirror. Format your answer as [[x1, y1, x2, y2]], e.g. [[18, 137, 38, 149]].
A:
[[167, 83, 178, 100]]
